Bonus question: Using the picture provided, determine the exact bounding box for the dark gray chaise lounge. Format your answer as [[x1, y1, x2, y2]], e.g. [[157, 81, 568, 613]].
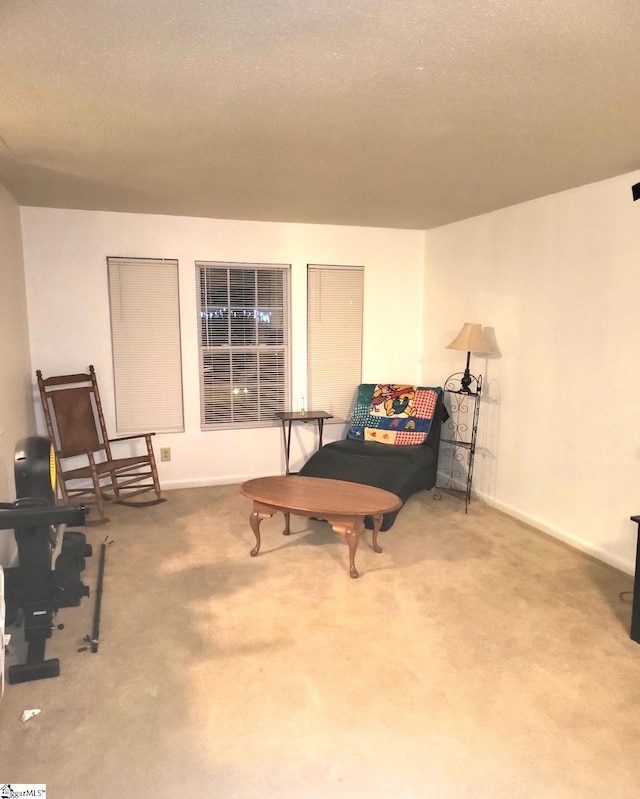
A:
[[299, 384, 445, 531]]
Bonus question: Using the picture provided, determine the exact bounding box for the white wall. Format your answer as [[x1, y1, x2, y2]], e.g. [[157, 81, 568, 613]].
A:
[[21, 208, 425, 484], [16, 176, 640, 574], [423, 170, 640, 574], [0, 182, 35, 565]]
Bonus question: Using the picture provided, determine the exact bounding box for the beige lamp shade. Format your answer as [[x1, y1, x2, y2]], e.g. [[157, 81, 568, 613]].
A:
[[446, 323, 490, 354]]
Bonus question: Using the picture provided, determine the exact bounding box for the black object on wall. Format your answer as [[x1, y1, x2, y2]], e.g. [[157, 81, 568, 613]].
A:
[[632, 183, 640, 201], [629, 516, 640, 644]]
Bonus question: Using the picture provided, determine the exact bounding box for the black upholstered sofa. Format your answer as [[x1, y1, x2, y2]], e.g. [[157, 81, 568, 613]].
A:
[[298, 384, 445, 531]]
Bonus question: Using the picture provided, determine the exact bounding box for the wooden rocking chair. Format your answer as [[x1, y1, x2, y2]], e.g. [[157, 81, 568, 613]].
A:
[[36, 365, 165, 523]]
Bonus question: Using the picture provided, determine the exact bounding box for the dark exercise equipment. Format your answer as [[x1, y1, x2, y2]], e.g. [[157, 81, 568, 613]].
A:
[[0, 436, 90, 684]]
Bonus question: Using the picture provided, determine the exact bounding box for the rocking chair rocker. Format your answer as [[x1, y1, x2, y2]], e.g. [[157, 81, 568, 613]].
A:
[[36, 365, 165, 523]]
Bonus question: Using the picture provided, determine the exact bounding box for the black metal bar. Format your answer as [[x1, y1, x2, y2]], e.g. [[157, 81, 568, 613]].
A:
[[0, 504, 86, 530], [630, 516, 640, 644], [285, 420, 292, 475], [90, 541, 109, 653]]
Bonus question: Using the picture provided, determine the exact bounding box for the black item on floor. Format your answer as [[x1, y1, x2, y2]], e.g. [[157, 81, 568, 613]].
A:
[[299, 390, 446, 531], [86, 538, 111, 654], [0, 436, 90, 684]]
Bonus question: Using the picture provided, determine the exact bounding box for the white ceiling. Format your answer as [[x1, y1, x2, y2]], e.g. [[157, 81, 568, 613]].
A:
[[1, 0, 640, 230]]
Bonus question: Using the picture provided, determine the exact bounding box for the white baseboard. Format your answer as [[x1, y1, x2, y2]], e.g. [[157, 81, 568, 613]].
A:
[[476, 490, 635, 576], [162, 474, 276, 491]]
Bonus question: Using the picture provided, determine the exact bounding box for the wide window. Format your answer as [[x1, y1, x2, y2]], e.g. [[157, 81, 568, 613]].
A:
[[107, 257, 184, 434], [307, 264, 364, 419], [197, 262, 290, 429]]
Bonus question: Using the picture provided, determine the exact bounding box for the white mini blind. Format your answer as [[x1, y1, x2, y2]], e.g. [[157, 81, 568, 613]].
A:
[[307, 265, 364, 419], [197, 261, 291, 429], [107, 257, 184, 434]]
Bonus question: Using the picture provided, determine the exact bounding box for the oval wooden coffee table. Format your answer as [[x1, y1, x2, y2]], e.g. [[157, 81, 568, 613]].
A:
[[240, 476, 402, 578]]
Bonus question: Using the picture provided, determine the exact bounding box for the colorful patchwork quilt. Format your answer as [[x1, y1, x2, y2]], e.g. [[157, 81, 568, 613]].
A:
[[347, 383, 441, 445]]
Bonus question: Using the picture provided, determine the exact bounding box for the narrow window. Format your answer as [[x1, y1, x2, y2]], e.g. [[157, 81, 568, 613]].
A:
[[107, 257, 184, 433], [196, 262, 291, 429], [307, 264, 364, 419]]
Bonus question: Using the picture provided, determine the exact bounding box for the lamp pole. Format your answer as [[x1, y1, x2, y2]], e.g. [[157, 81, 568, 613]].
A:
[[460, 350, 473, 393]]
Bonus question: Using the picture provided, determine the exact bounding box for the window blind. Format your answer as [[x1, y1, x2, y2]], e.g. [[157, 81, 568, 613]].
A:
[[197, 262, 291, 429], [307, 265, 364, 419], [107, 257, 184, 434]]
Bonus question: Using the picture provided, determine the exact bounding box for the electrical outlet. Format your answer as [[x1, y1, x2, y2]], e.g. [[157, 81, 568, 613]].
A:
[[160, 447, 171, 462]]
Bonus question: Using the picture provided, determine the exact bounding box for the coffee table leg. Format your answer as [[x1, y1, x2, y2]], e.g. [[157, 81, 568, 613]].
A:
[[371, 514, 383, 553], [331, 519, 364, 578], [346, 520, 365, 578], [250, 506, 274, 557], [282, 511, 291, 536]]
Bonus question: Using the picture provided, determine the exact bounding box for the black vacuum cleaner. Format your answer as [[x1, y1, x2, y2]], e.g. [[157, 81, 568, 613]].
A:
[[0, 436, 91, 684]]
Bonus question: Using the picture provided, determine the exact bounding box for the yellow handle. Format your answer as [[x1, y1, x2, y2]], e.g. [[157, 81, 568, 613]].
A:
[[49, 442, 57, 493]]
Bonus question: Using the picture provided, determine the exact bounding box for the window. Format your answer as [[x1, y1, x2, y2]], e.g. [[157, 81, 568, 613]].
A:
[[197, 262, 290, 429], [107, 257, 184, 434], [307, 264, 364, 419]]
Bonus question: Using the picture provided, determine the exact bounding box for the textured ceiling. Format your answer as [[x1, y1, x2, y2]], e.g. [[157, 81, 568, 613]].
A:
[[1, 0, 640, 229]]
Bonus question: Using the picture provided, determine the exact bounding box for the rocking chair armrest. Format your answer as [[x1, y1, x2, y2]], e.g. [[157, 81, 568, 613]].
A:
[[58, 446, 103, 458], [107, 433, 156, 444]]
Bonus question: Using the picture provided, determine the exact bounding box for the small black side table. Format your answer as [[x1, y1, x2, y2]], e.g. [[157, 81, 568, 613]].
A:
[[275, 411, 333, 475], [629, 516, 640, 644]]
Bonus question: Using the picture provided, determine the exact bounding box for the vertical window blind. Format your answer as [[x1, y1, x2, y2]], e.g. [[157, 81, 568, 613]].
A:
[[307, 264, 364, 419], [107, 257, 184, 434], [197, 262, 291, 429]]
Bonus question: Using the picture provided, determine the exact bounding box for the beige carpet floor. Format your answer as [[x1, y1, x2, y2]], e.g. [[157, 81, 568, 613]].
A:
[[1, 485, 639, 798]]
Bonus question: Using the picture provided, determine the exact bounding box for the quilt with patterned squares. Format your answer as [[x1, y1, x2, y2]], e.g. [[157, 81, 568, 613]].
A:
[[346, 383, 441, 445]]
